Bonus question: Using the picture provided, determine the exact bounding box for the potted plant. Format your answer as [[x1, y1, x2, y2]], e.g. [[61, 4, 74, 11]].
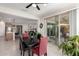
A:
[[59, 35, 79, 56]]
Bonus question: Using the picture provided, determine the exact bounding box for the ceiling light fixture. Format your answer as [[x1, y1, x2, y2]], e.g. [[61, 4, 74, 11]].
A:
[[32, 4, 36, 7], [44, 4, 47, 6]]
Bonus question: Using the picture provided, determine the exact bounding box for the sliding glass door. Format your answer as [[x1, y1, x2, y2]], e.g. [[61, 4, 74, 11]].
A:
[[46, 16, 59, 44], [47, 23, 58, 39], [46, 12, 70, 45], [59, 12, 70, 43]]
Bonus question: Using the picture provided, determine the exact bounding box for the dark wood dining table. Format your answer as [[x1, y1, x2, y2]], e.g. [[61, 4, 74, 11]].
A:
[[27, 44, 34, 56], [20, 35, 38, 56]]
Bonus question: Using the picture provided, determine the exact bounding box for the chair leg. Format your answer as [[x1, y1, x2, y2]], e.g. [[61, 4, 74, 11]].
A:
[[23, 50, 25, 56], [38, 53, 40, 56], [32, 52, 33, 56], [20, 43, 22, 51], [21, 50, 22, 55], [20, 48, 25, 56], [20, 46, 23, 55], [44, 53, 47, 56], [20, 48, 23, 55], [19, 44, 21, 50]]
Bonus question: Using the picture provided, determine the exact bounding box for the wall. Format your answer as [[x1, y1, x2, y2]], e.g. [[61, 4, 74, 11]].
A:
[[0, 21, 5, 37], [69, 8, 79, 35], [17, 23, 38, 33], [69, 9, 76, 36], [0, 13, 38, 37], [76, 8, 79, 35], [37, 19, 47, 37], [22, 24, 28, 33]]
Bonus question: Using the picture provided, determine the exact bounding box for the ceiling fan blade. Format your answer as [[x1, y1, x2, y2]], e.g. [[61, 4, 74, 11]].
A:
[[26, 3, 32, 8], [36, 5, 40, 10]]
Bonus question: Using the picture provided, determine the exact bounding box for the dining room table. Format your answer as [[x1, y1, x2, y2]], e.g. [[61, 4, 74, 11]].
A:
[[20, 35, 38, 56]]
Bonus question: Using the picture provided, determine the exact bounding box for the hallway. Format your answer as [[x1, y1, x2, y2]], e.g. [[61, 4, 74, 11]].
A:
[[0, 37, 62, 56]]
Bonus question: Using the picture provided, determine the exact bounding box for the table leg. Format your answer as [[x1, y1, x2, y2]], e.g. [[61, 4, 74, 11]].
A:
[[28, 47, 32, 56]]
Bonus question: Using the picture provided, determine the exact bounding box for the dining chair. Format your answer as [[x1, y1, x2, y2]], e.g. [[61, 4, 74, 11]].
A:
[[22, 32, 29, 40], [32, 37, 48, 56], [20, 41, 29, 56], [20, 32, 29, 50], [19, 35, 29, 56]]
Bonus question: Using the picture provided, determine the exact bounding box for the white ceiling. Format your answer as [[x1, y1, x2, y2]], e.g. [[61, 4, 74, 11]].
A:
[[0, 3, 78, 19]]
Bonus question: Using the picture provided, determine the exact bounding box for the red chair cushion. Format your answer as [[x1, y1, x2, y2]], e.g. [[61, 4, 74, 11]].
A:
[[22, 32, 29, 40], [32, 47, 39, 55]]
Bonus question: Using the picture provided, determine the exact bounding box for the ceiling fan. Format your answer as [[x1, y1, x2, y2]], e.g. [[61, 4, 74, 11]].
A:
[[26, 3, 40, 10]]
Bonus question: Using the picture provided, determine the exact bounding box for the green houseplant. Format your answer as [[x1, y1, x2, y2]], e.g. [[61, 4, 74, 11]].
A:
[[59, 35, 79, 56]]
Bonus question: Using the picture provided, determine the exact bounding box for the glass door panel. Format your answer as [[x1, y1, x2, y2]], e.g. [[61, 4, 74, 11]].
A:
[[60, 12, 70, 43], [46, 16, 59, 45]]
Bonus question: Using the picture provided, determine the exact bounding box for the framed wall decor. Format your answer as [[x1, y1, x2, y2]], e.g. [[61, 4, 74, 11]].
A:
[[40, 23, 43, 29]]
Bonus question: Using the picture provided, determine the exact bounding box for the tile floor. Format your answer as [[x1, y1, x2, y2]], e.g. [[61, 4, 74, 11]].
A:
[[0, 37, 62, 56]]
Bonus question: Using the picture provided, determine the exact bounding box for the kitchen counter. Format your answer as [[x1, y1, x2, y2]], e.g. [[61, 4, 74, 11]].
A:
[[6, 32, 13, 41]]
